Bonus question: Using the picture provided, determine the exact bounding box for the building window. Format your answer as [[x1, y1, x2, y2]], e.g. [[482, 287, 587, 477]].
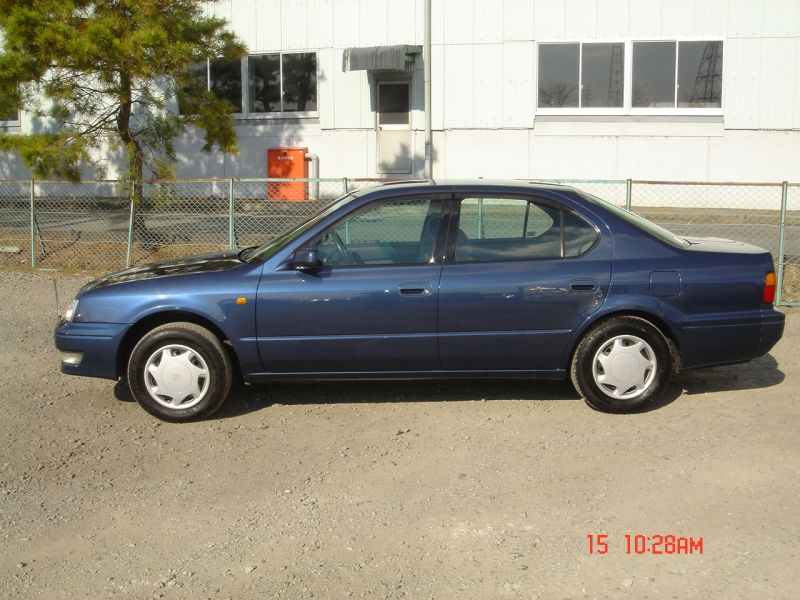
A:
[[181, 52, 318, 117], [632, 41, 722, 108], [248, 54, 281, 112], [249, 52, 317, 113], [582, 43, 625, 108], [1, 108, 20, 125], [538, 42, 624, 109], [210, 58, 243, 113], [537, 39, 723, 114], [279, 53, 317, 112], [677, 41, 723, 108]]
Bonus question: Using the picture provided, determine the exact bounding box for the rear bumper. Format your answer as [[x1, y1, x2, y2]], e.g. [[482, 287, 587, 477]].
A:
[[54, 322, 130, 380], [679, 309, 785, 370], [756, 310, 785, 357]]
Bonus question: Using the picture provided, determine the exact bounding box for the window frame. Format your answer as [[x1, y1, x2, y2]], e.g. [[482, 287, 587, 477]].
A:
[[536, 36, 724, 117]]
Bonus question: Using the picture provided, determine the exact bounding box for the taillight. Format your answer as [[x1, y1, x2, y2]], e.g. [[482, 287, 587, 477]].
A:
[[763, 271, 776, 304]]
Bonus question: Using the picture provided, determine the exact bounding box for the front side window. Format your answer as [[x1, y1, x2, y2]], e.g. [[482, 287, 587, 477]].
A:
[[314, 198, 443, 267]]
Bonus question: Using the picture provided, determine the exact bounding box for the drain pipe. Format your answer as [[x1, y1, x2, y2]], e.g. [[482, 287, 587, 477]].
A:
[[305, 152, 319, 200], [424, 0, 432, 180]]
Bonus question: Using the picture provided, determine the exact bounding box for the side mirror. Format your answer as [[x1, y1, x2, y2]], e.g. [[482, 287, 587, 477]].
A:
[[293, 248, 322, 271]]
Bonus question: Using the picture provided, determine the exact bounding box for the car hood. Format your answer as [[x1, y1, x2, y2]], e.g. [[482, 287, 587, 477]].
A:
[[81, 250, 245, 292]]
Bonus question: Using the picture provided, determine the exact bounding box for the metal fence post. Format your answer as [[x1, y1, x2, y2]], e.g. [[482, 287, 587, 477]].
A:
[[625, 178, 632, 211], [343, 177, 349, 194], [775, 181, 788, 306], [228, 178, 236, 249], [125, 191, 135, 268], [29, 179, 36, 268]]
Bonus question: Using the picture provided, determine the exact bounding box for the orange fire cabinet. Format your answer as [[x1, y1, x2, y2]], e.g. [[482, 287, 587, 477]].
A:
[[267, 147, 308, 201]]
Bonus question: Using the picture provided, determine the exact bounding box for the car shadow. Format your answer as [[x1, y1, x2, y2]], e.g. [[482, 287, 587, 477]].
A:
[[113, 353, 784, 420], [676, 353, 784, 395], [214, 378, 582, 420]]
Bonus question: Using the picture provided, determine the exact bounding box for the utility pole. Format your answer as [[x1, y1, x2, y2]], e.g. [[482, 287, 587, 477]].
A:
[[424, 0, 432, 180]]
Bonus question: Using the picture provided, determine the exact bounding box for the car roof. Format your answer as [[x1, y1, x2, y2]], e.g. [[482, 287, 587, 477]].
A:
[[350, 179, 578, 197]]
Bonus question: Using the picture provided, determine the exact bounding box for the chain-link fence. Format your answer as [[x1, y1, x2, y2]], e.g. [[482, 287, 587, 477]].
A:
[[0, 177, 798, 305], [0, 181, 31, 269], [629, 181, 784, 255], [783, 184, 800, 305]]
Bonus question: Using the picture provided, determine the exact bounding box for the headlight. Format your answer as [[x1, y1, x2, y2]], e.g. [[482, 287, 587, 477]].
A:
[[63, 298, 79, 322]]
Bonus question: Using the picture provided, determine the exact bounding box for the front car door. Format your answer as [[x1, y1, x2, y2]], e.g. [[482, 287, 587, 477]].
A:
[[256, 194, 448, 375], [438, 192, 612, 374]]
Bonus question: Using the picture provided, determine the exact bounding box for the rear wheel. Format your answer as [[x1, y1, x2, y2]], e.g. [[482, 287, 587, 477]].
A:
[[571, 316, 673, 413], [127, 322, 232, 422]]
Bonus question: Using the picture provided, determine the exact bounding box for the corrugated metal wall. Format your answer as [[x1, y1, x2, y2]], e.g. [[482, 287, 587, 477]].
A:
[[217, 0, 800, 130]]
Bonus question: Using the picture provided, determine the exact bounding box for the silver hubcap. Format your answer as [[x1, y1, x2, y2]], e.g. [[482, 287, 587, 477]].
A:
[[144, 344, 210, 409], [592, 335, 657, 400]]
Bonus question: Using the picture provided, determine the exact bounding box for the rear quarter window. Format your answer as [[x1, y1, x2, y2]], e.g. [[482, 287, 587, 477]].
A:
[[564, 210, 599, 257]]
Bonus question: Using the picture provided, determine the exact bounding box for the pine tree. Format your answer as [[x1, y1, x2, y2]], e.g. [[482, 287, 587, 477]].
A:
[[0, 1, 245, 185]]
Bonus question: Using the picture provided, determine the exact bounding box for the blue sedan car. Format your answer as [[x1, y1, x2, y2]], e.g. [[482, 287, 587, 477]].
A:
[[55, 181, 785, 421]]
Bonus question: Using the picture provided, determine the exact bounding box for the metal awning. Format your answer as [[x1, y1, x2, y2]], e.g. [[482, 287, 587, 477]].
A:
[[342, 45, 422, 72]]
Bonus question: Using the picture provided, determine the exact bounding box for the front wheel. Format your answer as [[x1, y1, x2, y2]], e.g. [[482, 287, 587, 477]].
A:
[[127, 322, 232, 422], [571, 316, 673, 413]]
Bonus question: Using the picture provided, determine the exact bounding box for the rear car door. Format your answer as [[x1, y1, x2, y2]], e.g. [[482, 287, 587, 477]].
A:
[[438, 193, 612, 373]]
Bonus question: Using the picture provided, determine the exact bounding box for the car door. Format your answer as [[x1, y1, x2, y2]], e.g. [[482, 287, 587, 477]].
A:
[[256, 195, 449, 375], [438, 194, 611, 373]]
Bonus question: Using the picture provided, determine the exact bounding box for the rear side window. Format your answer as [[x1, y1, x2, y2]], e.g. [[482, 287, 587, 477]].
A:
[[454, 197, 597, 262]]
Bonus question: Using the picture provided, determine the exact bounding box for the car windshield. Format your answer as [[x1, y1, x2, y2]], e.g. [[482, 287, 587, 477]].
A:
[[579, 191, 690, 248], [243, 193, 357, 263]]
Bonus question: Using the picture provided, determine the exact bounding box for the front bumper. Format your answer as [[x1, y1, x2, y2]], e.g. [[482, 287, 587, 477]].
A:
[[54, 322, 131, 380]]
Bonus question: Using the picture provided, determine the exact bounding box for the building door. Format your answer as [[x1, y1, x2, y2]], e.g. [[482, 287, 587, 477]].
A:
[[377, 81, 412, 174]]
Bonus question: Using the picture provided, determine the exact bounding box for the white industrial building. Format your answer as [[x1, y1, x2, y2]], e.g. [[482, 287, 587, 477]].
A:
[[2, 0, 800, 182]]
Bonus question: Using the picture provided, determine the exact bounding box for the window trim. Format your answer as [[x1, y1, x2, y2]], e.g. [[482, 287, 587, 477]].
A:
[[536, 37, 724, 117]]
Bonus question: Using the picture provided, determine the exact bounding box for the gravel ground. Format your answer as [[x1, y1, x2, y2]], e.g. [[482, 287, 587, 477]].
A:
[[1, 271, 798, 599]]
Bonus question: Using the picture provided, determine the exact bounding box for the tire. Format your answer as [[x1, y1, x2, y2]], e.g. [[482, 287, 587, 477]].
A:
[[570, 316, 673, 413], [127, 322, 232, 422]]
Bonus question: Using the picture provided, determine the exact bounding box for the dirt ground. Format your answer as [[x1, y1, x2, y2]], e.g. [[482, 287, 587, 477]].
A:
[[0, 271, 798, 599]]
